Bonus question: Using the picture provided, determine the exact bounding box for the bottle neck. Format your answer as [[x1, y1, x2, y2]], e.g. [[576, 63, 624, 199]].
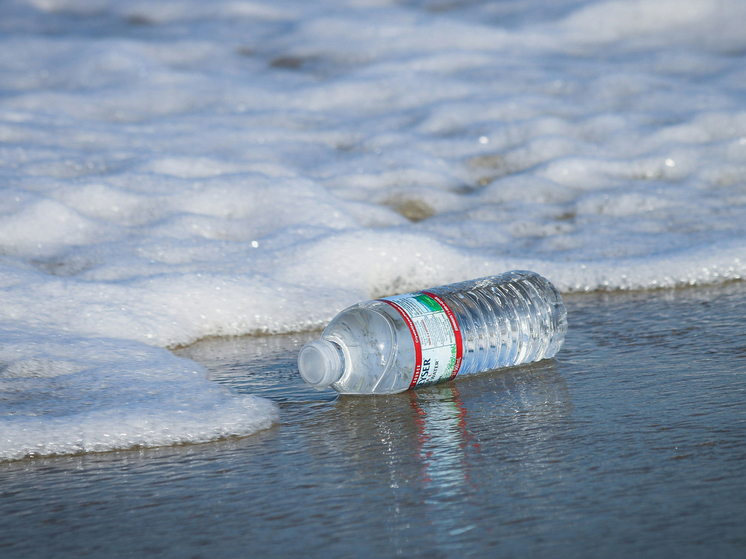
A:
[[298, 339, 345, 388]]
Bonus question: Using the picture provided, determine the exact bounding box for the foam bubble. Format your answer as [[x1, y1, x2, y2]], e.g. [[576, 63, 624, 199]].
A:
[[0, 328, 278, 462]]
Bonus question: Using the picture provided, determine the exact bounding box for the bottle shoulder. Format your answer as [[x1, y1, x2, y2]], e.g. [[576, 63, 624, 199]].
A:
[[321, 300, 417, 394], [325, 300, 411, 335]]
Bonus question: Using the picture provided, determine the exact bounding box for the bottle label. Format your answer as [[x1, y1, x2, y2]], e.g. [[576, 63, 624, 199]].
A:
[[379, 291, 463, 389]]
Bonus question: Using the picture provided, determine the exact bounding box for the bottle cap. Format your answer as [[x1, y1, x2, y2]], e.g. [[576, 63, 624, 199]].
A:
[[298, 339, 344, 388]]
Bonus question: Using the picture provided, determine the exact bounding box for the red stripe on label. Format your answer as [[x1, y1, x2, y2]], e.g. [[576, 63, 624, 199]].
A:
[[379, 299, 423, 389], [422, 291, 463, 380]]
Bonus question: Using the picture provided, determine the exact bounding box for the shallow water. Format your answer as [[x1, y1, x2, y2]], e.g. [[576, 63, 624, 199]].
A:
[[2, 283, 744, 557], [3, 0, 746, 460]]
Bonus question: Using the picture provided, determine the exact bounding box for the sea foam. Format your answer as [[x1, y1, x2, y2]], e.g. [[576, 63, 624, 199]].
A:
[[1, 0, 745, 460]]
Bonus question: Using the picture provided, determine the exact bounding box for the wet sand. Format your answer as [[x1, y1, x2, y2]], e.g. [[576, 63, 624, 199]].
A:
[[2, 283, 745, 558]]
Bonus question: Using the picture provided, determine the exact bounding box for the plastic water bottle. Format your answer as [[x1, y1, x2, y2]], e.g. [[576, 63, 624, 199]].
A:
[[298, 270, 568, 394]]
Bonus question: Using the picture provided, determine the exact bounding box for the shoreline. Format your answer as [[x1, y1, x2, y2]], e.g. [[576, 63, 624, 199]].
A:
[[2, 282, 745, 557]]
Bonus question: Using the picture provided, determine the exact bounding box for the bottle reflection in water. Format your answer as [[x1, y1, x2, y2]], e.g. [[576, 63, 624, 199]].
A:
[[410, 384, 478, 542]]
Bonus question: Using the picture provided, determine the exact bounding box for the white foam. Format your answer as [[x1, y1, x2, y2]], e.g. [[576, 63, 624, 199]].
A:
[[1, 0, 745, 460], [0, 330, 278, 462]]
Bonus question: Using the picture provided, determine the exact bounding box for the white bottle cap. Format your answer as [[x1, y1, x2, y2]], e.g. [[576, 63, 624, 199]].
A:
[[298, 339, 344, 388]]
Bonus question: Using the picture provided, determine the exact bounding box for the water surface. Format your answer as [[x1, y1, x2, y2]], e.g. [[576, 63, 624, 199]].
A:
[[2, 283, 745, 557]]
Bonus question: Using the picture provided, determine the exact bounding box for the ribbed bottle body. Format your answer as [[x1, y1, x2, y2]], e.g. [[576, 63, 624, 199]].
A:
[[298, 271, 567, 395], [426, 271, 567, 376]]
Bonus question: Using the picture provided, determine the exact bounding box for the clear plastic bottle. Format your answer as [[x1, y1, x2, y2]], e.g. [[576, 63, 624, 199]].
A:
[[298, 270, 567, 395]]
